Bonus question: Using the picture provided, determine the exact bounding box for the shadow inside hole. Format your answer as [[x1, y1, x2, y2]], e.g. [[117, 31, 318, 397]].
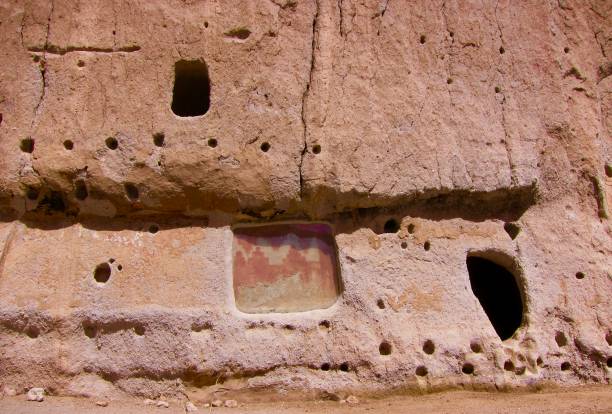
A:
[[379, 341, 392, 355], [94, 262, 111, 283], [171, 60, 211, 117], [383, 218, 399, 233], [105, 137, 118, 150], [462, 363, 475, 375], [83, 323, 97, 338], [26, 326, 40, 338], [20, 137, 34, 153], [555, 331, 568, 347], [124, 183, 139, 200], [503, 222, 520, 239], [153, 132, 165, 147], [466, 255, 524, 341]]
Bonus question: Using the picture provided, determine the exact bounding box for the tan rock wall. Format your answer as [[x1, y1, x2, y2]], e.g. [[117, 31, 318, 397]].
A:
[[0, 0, 610, 400]]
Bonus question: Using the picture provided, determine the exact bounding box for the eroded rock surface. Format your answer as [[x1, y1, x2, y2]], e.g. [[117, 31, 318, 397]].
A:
[[0, 0, 610, 402]]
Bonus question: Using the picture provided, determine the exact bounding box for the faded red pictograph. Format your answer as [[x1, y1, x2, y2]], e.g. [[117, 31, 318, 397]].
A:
[[232, 223, 341, 313]]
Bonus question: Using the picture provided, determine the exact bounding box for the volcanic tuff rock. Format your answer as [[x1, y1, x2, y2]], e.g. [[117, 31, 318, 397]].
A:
[[0, 0, 611, 402]]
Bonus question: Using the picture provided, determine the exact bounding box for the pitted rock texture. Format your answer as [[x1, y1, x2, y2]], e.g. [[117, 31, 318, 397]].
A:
[[0, 0, 611, 402]]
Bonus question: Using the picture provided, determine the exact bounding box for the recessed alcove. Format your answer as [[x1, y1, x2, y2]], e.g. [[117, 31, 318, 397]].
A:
[[232, 222, 341, 313], [171, 60, 211, 117], [466, 252, 525, 341]]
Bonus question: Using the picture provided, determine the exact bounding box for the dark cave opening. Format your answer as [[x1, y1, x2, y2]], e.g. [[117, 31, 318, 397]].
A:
[[466, 255, 524, 341], [171, 60, 211, 117]]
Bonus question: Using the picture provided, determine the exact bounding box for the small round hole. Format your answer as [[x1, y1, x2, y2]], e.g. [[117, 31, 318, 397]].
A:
[[26, 187, 39, 200], [383, 218, 399, 233], [605, 164, 612, 178], [407, 223, 415, 234], [415, 366, 428, 377], [105, 137, 118, 150], [560, 361, 571, 371], [83, 324, 97, 338], [204, 21, 209, 28], [339, 362, 349, 372], [423, 340, 435, 355], [148, 224, 159, 234], [449, 31, 454, 37], [94, 262, 111, 283], [26, 326, 40, 338], [470, 342, 483, 353], [537, 357, 543, 366], [420, 34, 426, 44], [320, 363, 330, 371], [260, 142, 270, 152], [77, 60, 85, 67], [607, 357, 612, 368], [575, 272, 585, 280], [499, 46, 505, 54], [400, 241, 408, 249], [117, 264, 123, 271], [504, 360, 514, 371], [63, 140, 74, 150], [153, 132, 165, 147], [108, 258, 115, 263], [461, 363, 474, 375], [208, 138, 218, 148], [555, 331, 568, 347], [124, 183, 139, 200], [20, 137, 34, 153], [423, 241, 431, 251], [134, 325, 145, 336], [564, 47, 570, 53], [494, 86, 501, 94], [379, 341, 392, 356], [447, 78, 453, 84], [312, 144, 321, 154], [377, 299, 385, 309]]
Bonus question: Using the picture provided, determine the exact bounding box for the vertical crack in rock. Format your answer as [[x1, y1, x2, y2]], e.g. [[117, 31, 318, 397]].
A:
[[338, 0, 344, 36], [32, 0, 54, 125], [112, 0, 118, 51], [494, 0, 517, 186], [299, 0, 320, 200]]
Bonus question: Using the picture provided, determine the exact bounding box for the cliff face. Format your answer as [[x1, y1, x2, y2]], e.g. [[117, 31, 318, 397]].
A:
[[0, 0, 610, 400]]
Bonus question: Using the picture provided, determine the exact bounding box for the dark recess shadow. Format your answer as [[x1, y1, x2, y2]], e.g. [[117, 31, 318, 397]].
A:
[[0, 183, 537, 233]]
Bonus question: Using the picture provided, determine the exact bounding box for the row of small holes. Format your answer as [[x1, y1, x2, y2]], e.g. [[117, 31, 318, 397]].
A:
[[20, 136, 325, 156], [320, 362, 350, 372]]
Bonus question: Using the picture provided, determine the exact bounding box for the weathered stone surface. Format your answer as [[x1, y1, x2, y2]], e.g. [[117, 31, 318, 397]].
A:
[[0, 0, 610, 403]]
